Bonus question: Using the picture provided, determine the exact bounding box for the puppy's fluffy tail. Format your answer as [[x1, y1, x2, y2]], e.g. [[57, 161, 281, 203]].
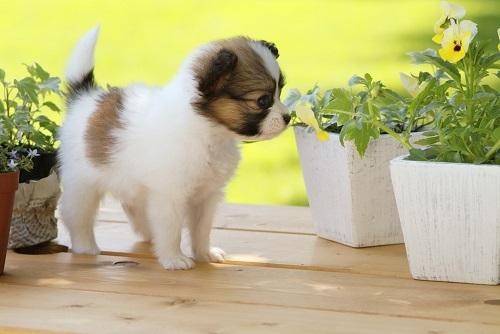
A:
[[65, 26, 100, 101]]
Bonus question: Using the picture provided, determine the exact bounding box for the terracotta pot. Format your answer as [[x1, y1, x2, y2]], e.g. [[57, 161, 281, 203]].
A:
[[0, 170, 19, 275]]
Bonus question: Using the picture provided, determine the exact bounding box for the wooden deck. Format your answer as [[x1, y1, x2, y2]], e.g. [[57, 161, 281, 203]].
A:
[[1, 199, 500, 333]]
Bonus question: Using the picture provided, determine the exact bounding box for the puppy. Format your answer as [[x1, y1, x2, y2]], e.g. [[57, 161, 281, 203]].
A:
[[58, 27, 289, 270]]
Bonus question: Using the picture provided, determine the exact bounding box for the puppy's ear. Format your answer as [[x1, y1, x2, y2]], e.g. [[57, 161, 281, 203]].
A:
[[199, 48, 238, 96], [259, 40, 279, 58]]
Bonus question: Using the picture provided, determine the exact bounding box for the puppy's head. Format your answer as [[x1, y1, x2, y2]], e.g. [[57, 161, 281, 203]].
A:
[[192, 37, 289, 140]]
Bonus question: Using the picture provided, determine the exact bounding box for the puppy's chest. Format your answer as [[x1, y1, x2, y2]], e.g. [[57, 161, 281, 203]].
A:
[[195, 142, 240, 189]]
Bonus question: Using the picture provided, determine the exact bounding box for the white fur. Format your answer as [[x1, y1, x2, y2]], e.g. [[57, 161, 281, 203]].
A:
[[65, 26, 100, 83], [59, 28, 288, 270]]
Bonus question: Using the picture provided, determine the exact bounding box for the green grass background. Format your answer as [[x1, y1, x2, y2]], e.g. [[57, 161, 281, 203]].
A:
[[2, 0, 498, 205]]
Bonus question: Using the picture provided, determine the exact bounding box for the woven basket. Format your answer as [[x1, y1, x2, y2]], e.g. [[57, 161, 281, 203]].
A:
[[9, 171, 60, 249]]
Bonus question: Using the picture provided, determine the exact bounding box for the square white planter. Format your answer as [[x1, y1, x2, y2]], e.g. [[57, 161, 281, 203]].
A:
[[294, 126, 415, 247], [391, 156, 500, 285]]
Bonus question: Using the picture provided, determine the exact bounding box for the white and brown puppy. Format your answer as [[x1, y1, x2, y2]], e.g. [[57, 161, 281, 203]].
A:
[[59, 27, 289, 270]]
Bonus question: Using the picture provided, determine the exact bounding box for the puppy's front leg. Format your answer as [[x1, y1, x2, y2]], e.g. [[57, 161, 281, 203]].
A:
[[148, 194, 194, 270], [189, 193, 226, 263]]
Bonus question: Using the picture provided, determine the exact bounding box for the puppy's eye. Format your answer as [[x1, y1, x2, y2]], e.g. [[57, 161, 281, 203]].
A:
[[257, 95, 273, 110]]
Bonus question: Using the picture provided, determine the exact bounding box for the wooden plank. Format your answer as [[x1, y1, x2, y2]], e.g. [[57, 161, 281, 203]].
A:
[[56, 221, 410, 278], [0, 328, 72, 334], [3, 283, 499, 334], [76, 197, 315, 234], [3, 253, 500, 326]]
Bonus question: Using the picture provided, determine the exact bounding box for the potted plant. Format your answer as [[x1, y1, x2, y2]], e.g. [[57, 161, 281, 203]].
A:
[[0, 64, 62, 253], [285, 76, 429, 247], [322, 2, 499, 284], [390, 5, 500, 284], [1, 68, 34, 273]]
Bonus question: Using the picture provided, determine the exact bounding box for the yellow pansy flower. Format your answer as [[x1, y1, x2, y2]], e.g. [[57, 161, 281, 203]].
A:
[[432, 1, 466, 44], [295, 102, 329, 141], [438, 20, 477, 63], [399, 73, 428, 97]]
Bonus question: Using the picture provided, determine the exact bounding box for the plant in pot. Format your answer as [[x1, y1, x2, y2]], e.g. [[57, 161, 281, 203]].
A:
[[1, 63, 63, 254], [285, 76, 431, 247], [322, 2, 499, 284], [0, 69, 34, 273]]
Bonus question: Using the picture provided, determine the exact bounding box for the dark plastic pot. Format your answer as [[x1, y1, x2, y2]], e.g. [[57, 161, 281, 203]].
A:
[[19, 151, 57, 183], [0, 170, 19, 275]]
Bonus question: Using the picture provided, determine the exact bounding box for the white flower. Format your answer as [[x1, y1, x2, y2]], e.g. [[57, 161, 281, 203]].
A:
[[433, 1, 466, 44], [400, 73, 428, 97], [7, 159, 18, 170], [8, 150, 18, 159], [27, 148, 40, 158]]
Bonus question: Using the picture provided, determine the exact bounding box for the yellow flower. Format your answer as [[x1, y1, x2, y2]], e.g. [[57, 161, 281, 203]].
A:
[[295, 102, 329, 141], [432, 1, 466, 44], [438, 20, 477, 63], [399, 73, 428, 97]]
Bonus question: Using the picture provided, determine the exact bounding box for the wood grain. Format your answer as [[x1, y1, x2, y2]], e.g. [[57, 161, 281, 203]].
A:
[[57, 221, 411, 278], [3, 253, 500, 326], [74, 198, 316, 235], [5, 202, 499, 333], [3, 283, 500, 334]]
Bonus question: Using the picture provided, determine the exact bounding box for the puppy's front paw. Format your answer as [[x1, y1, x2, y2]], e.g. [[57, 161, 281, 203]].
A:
[[159, 254, 195, 270], [195, 247, 226, 263]]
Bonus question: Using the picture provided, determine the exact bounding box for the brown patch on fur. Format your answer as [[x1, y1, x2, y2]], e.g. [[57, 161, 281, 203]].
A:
[[192, 37, 278, 136], [85, 88, 124, 165]]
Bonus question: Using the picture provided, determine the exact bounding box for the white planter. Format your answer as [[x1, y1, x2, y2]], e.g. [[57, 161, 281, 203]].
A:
[[294, 126, 416, 247], [390, 156, 500, 285]]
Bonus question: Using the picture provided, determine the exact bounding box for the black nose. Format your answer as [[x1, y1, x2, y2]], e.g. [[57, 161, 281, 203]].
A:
[[283, 114, 291, 124]]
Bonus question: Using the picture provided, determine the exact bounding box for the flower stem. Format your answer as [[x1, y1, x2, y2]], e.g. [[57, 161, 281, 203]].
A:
[[485, 139, 500, 161], [373, 120, 414, 151]]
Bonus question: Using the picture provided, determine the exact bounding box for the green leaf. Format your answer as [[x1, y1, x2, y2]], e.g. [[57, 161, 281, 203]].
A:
[[42, 101, 60, 111], [15, 77, 39, 104], [348, 75, 367, 87], [364, 73, 373, 85], [30, 131, 51, 148], [39, 77, 61, 93], [414, 136, 439, 146], [283, 88, 301, 109], [26, 63, 50, 81], [425, 56, 461, 83], [493, 127, 500, 142], [407, 49, 438, 64], [0, 69, 5, 82], [322, 88, 352, 114], [408, 148, 428, 161], [321, 89, 333, 108]]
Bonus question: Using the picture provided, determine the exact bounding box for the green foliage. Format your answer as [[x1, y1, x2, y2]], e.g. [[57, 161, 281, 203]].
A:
[[0, 63, 61, 172], [287, 42, 499, 165], [406, 42, 500, 164], [285, 74, 429, 157]]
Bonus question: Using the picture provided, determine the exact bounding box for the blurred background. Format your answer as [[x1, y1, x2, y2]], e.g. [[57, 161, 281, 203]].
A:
[[2, 0, 498, 205]]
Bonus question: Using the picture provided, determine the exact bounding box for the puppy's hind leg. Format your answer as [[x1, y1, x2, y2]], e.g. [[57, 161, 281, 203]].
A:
[[122, 200, 152, 242], [60, 181, 102, 255]]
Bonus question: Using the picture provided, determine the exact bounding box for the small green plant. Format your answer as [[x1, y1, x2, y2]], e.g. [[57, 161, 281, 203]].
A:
[[0, 63, 61, 173], [287, 1, 499, 164], [284, 75, 431, 156]]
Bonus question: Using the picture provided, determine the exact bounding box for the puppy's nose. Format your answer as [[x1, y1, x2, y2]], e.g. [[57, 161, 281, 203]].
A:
[[282, 114, 291, 125]]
